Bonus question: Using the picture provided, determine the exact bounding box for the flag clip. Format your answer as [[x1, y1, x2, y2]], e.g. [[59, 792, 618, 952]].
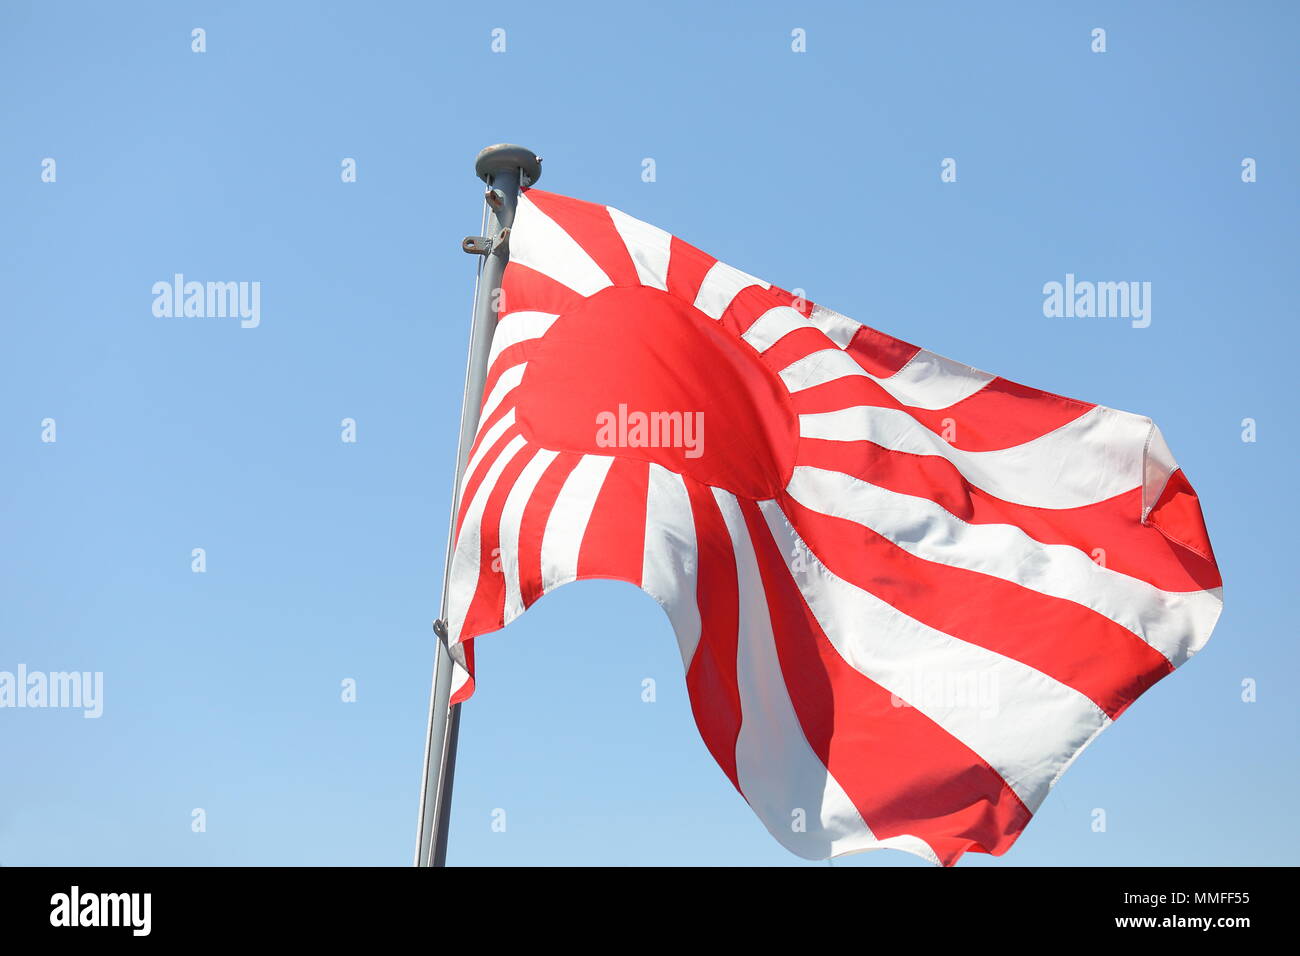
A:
[[461, 228, 510, 256], [432, 619, 449, 639]]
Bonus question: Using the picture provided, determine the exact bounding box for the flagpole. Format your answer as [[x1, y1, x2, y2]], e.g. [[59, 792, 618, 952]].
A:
[[415, 143, 542, 867]]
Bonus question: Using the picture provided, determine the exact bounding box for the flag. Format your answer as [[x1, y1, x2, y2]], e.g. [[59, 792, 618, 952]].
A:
[[443, 187, 1223, 865]]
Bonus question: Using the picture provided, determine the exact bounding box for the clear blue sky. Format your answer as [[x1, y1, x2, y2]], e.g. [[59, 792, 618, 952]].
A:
[[1, 0, 1295, 866]]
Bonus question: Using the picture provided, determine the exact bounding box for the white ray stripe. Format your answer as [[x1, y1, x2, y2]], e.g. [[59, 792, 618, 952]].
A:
[[882, 350, 996, 408], [799, 404, 1150, 509], [477, 363, 526, 432], [780, 349, 856, 391], [759, 499, 1111, 813], [450, 663, 471, 698], [713, 488, 940, 864], [807, 304, 861, 349], [743, 304, 864, 356], [460, 408, 516, 498], [449, 643, 471, 697], [487, 311, 559, 372], [499, 447, 561, 622], [446, 433, 529, 644], [742, 306, 807, 352], [641, 465, 702, 669], [786, 465, 1223, 668], [449, 633, 473, 697], [693, 260, 770, 320], [540, 454, 616, 593], [511, 193, 613, 296], [608, 206, 671, 291], [780, 348, 995, 410]]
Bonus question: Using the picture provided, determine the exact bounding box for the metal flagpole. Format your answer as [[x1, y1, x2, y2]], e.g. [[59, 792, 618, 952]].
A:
[[415, 143, 542, 867]]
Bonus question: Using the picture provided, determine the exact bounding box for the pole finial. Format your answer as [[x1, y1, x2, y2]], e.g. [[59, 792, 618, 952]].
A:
[[474, 143, 542, 187]]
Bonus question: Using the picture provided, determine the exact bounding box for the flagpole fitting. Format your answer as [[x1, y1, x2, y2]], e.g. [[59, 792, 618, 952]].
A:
[[461, 228, 510, 256], [474, 143, 542, 188]]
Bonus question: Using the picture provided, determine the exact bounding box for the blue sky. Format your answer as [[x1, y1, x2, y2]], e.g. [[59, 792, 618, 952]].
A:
[[1, 0, 1295, 866]]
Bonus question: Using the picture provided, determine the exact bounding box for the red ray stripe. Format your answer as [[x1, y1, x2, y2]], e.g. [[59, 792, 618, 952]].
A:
[[1148, 468, 1217, 564], [778, 493, 1174, 718], [737, 498, 1029, 866], [846, 324, 920, 377], [795, 437, 1222, 593], [743, 284, 814, 318], [514, 452, 583, 609], [524, 190, 642, 287], [450, 640, 475, 705], [482, 337, 546, 409], [464, 397, 518, 472], [575, 457, 651, 584], [791, 375, 1095, 452], [459, 442, 538, 641], [758, 327, 835, 375], [682, 479, 743, 790], [456, 425, 521, 536], [719, 285, 788, 339], [665, 237, 717, 305], [500, 262, 587, 317]]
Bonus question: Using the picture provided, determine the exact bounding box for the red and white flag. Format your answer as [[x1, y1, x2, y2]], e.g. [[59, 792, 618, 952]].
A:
[[444, 188, 1224, 865]]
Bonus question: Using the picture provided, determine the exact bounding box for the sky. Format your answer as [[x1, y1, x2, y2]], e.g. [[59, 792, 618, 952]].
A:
[[1, 0, 1296, 867]]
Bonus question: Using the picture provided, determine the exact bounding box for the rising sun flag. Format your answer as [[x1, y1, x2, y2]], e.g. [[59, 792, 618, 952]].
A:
[[430, 171, 1224, 866]]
